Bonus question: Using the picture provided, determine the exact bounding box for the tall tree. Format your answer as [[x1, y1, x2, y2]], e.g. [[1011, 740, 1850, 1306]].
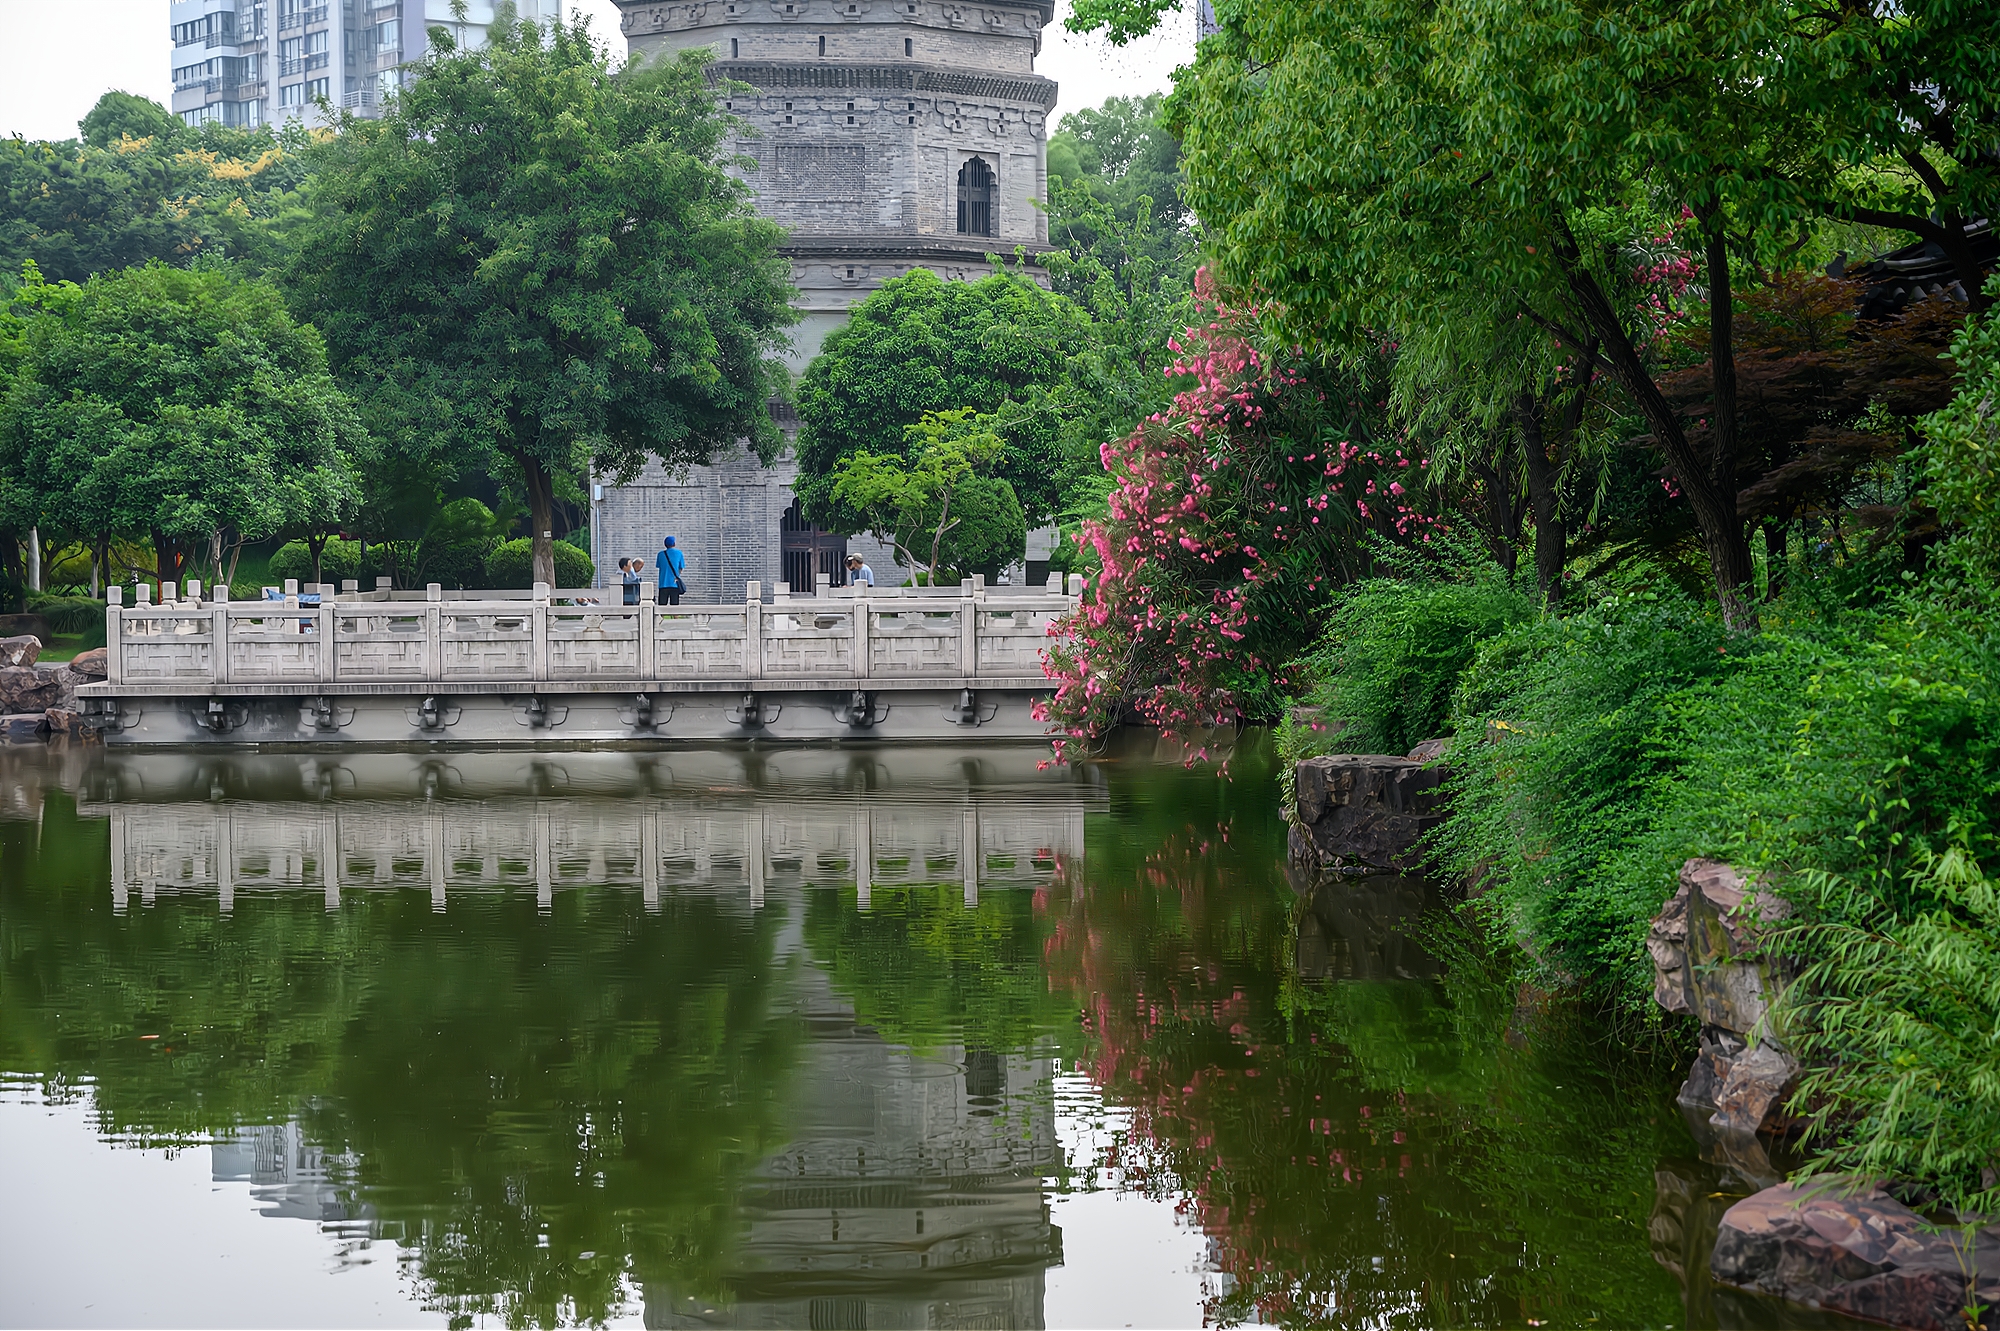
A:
[[0, 262, 363, 586], [794, 269, 1088, 534], [288, 16, 795, 589]]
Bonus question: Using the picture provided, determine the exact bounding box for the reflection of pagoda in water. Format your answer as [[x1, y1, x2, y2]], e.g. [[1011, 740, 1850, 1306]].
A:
[[645, 947, 1060, 1330], [74, 747, 1088, 1329]]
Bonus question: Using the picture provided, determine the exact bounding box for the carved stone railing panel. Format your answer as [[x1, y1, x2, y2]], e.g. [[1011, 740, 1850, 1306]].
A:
[[655, 609, 751, 675], [547, 607, 641, 679], [115, 607, 216, 682], [333, 610, 432, 680], [762, 608, 856, 676], [439, 611, 534, 679], [867, 609, 964, 676], [974, 607, 1056, 676], [222, 609, 323, 681]]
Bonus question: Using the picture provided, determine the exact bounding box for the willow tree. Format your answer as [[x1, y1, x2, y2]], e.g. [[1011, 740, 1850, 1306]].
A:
[[289, 14, 794, 588]]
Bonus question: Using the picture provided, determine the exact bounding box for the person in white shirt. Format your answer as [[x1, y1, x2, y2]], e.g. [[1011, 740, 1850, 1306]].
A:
[[846, 553, 875, 587]]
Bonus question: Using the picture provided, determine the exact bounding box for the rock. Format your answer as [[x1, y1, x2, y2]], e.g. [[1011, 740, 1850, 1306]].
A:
[[1648, 858, 1800, 1136], [1711, 1181, 2000, 1331], [2, 712, 48, 743], [68, 646, 107, 679], [43, 708, 76, 735], [0, 634, 41, 667], [0, 666, 61, 714], [1290, 753, 1448, 873], [1406, 737, 1449, 762]]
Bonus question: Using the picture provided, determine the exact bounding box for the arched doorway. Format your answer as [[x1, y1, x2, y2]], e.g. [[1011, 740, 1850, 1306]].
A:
[[957, 156, 994, 237]]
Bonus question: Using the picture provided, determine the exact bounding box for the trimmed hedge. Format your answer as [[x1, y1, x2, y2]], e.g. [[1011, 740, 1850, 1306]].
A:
[[484, 538, 594, 589]]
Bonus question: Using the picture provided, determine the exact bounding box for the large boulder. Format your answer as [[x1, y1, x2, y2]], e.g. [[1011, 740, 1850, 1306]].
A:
[[1289, 753, 1448, 873], [0, 634, 41, 667], [1648, 859, 1800, 1135], [68, 646, 108, 679], [2, 712, 47, 743], [1711, 1182, 2000, 1331], [0, 666, 61, 714]]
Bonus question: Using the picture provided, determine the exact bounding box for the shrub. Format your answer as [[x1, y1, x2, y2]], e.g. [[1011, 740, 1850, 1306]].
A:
[[269, 539, 360, 586], [25, 594, 106, 636], [484, 538, 594, 589], [1286, 566, 1534, 758]]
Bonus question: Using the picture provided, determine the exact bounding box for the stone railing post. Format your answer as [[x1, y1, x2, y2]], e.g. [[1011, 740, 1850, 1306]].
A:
[[425, 584, 443, 681], [106, 584, 123, 685], [319, 597, 335, 682], [745, 581, 763, 680], [638, 595, 656, 679], [532, 582, 550, 682], [211, 585, 230, 684], [959, 578, 976, 675], [852, 596, 870, 679]]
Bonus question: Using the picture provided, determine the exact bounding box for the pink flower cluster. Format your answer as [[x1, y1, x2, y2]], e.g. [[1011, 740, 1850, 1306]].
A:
[[1037, 274, 1440, 760]]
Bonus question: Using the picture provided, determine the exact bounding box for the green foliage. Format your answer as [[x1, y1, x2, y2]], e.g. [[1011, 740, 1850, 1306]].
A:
[[1047, 93, 1185, 230], [78, 92, 183, 149], [829, 408, 1024, 577], [1786, 846, 2000, 1219], [0, 261, 363, 584], [1923, 281, 2000, 569], [0, 94, 309, 281], [794, 269, 1089, 532], [269, 538, 360, 585], [1288, 564, 1535, 758], [24, 593, 105, 635], [484, 537, 594, 589], [288, 17, 794, 589]]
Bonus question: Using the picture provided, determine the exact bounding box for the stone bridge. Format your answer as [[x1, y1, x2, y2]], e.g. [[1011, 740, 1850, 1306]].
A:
[[81, 574, 1082, 745]]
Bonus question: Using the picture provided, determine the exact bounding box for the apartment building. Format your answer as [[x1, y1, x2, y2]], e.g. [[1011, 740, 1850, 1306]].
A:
[[170, 0, 566, 129]]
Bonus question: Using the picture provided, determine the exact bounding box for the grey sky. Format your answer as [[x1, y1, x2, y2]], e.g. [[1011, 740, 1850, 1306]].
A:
[[0, 0, 1190, 143]]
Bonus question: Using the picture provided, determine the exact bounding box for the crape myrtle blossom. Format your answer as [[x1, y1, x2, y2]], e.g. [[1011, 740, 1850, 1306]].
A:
[[1038, 272, 1440, 761]]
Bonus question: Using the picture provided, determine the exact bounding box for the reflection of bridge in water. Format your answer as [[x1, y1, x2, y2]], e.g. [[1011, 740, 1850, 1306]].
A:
[[85, 747, 1099, 917], [72, 747, 1096, 1329]]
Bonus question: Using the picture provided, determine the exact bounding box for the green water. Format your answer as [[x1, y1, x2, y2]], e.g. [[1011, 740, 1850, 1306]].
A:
[[0, 736, 1855, 1328]]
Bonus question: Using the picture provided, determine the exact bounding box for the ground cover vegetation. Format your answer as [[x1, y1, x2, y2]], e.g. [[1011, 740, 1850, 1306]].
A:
[[1050, 0, 2000, 1234]]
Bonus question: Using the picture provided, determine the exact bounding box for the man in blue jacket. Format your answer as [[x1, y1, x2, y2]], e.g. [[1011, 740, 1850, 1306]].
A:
[[656, 536, 687, 606]]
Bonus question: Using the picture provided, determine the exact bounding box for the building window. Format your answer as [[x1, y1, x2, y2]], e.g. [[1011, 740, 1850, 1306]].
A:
[[376, 18, 399, 49], [818, 34, 826, 54], [305, 77, 330, 101], [730, 37, 738, 57], [280, 82, 305, 107], [957, 156, 994, 236], [905, 37, 913, 55]]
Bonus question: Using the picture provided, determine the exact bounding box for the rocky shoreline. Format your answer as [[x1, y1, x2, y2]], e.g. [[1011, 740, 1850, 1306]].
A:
[[1289, 753, 2000, 1331], [0, 635, 104, 743]]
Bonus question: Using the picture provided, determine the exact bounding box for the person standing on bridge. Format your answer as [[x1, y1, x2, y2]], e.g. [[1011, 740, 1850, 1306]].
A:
[[656, 536, 687, 606], [846, 553, 874, 588]]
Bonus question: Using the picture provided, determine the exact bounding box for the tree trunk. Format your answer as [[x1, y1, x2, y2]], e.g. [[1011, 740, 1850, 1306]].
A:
[[0, 531, 23, 612], [27, 526, 40, 594], [1516, 394, 1566, 609], [1469, 439, 1522, 579], [307, 531, 329, 587], [151, 529, 190, 586], [524, 456, 557, 590], [1552, 218, 1758, 630]]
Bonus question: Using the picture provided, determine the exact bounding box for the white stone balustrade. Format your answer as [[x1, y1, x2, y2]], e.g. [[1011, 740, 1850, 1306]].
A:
[[103, 575, 1085, 688]]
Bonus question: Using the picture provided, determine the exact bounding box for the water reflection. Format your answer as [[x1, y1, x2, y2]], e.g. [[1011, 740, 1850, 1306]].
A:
[[0, 740, 1872, 1329]]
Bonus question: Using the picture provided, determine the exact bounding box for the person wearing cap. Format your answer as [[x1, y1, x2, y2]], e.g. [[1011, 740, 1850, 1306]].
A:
[[846, 553, 875, 588], [656, 536, 687, 606]]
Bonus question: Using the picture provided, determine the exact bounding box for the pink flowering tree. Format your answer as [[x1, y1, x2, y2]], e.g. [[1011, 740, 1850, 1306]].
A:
[[1040, 274, 1440, 756]]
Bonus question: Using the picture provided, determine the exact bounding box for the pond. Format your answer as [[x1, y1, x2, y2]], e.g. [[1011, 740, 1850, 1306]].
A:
[[0, 735, 1865, 1329]]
